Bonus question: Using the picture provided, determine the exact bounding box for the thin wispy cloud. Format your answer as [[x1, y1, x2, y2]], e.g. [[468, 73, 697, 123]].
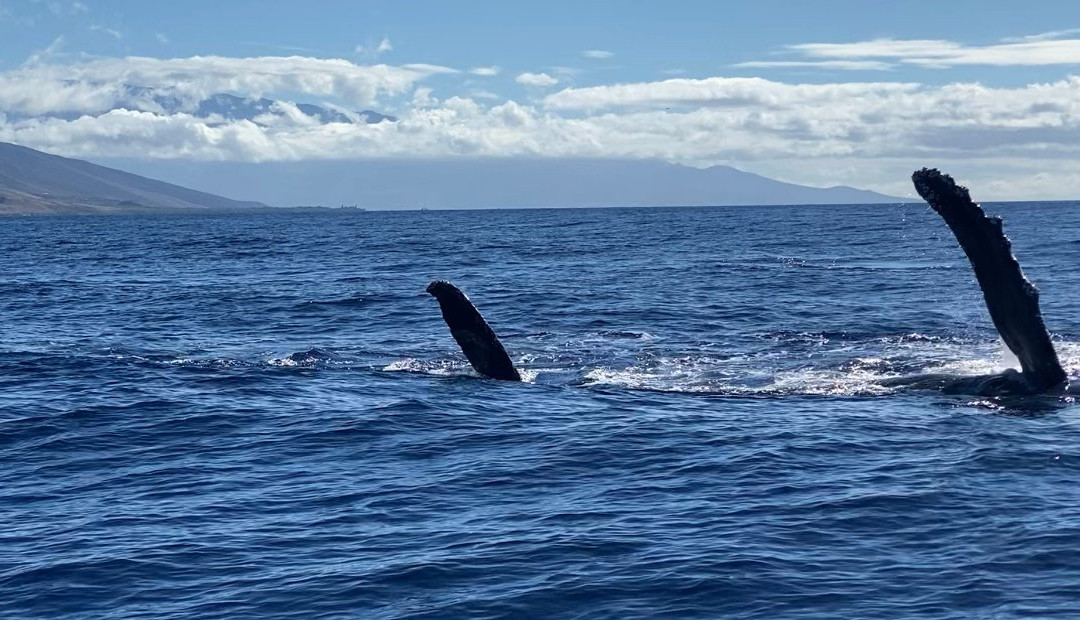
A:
[[582, 49, 614, 59], [742, 33, 1080, 69], [402, 63, 458, 75], [25, 35, 66, 65], [469, 89, 500, 100], [516, 72, 558, 87], [355, 37, 393, 58], [240, 41, 320, 54], [1002, 28, 1080, 43], [155, 32, 169, 45], [0, 2, 37, 26], [734, 60, 893, 70], [548, 66, 582, 78], [89, 24, 122, 39], [470, 66, 500, 76], [44, 1, 86, 16]]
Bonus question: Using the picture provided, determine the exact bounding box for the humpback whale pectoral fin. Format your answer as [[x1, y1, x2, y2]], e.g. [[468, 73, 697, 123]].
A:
[[426, 280, 522, 381], [449, 328, 512, 378], [911, 168, 1066, 392]]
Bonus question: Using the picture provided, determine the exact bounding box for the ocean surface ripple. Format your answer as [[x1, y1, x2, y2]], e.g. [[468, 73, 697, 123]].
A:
[[2, 203, 1080, 619]]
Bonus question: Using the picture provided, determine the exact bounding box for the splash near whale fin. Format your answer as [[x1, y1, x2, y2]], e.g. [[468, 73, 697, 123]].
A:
[[426, 280, 521, 381], [911, 168, 1066, 391]]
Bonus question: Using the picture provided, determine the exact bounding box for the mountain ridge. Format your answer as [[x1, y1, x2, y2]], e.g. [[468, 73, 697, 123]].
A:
[[0, 141, 268, 214]]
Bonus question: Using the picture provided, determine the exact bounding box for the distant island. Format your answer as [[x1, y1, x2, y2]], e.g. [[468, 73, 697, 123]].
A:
[[1, 140, 904, 215]]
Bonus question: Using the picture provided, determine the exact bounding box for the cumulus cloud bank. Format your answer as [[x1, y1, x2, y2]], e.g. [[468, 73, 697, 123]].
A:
[[5, 46, 1080, 198], [0, 55, 443, 116]]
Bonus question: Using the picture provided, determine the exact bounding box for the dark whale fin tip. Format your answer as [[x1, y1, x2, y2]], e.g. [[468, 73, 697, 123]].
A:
[[911, 168, 1066, 392], [426, 280, 522, 381]]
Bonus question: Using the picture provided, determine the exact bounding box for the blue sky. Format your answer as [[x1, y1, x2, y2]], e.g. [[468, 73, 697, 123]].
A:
[[5, 1, 1079, 88], [3, 0, 1080, 198]]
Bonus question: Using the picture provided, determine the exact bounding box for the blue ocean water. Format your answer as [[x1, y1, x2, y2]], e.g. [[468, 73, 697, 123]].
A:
[[2, 203, 1080, 619]]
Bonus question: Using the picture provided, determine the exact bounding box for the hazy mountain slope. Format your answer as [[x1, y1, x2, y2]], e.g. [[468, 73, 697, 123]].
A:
[[102, 157, 904, 209], [1, 139, 904, 215], [0, 142, 268, 214]]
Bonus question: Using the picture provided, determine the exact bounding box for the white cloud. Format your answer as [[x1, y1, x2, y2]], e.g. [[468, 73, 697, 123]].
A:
[[470, 66, 500, 76], [411, 87, 436, 108], [582, 49, 614, 59], [515, 72, 558, 87]]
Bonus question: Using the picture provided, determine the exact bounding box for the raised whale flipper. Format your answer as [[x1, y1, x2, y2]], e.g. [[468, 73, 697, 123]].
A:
[[426, 280, 521, 381], [912, 168, 1066, 392]]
